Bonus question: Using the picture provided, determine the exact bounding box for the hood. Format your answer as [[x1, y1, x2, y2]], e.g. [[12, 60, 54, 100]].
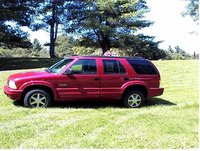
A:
[[8, 70, 55, 81]]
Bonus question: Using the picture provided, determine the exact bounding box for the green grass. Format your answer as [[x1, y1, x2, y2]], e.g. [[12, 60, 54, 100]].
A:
[[0, 59, 199, 149]]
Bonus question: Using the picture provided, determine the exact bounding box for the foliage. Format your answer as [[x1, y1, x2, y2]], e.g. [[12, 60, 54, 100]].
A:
[[164, 46, 192, 60], [54, 35, 75, 57], [0, 41, 193, 60], [182, 0, 199, 23], [0, 60, 198, 148], [54, 35, 102, 56], [73, 46, 101, 56], [0, 47, 49, 58], [122, 35, 166, 59], [53, 35, 165, 59], [0, 48, 12, 57], [0, 0, 43, 48], [64, 0, 161, 55], [32, 39, 42, 52], [0, 25, 32, 48]]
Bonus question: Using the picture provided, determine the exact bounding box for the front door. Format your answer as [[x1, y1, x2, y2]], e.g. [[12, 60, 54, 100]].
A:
[[57, 59, 100, 100]]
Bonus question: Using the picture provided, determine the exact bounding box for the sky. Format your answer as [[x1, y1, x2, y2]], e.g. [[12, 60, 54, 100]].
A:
[[140, 0, 199, 54], [22, 0, 199, 54]]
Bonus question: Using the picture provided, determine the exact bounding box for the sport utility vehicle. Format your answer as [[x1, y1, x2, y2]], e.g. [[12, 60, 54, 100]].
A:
[[4, 56, 164, 108]]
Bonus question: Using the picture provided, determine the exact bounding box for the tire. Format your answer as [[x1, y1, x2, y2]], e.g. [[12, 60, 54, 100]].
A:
[[24, 89, 51, 108], [123, 90, 145, 108]]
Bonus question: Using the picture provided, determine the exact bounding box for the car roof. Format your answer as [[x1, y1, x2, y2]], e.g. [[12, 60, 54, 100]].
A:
[[69, 55, 145, 60]]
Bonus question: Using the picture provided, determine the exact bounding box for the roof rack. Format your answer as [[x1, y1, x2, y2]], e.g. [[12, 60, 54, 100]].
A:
[[71, 55, 144, 59]]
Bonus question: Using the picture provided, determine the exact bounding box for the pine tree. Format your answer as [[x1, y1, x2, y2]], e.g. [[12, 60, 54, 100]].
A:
[[32, 39, 42, 51], [0, 0, 42, 48], [64, 0, 153, 54]]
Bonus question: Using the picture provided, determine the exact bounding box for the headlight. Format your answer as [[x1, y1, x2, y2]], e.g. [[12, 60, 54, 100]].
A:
[[8, 80, 17, 89]]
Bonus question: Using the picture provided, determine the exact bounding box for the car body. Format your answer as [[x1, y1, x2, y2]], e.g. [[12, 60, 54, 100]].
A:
[[4, 56, 164, 108]]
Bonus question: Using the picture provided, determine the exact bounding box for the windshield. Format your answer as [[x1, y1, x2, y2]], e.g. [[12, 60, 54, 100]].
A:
[[46, 58, 74, 73]]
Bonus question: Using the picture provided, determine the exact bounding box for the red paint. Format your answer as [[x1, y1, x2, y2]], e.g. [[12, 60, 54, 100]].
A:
[[4, 56, 164, 102]]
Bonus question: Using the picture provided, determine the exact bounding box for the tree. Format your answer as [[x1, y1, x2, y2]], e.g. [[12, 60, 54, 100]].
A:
[[165, 45, 191, 60], [0, 0, 42, 48], [125, 35, 166, 59], [32, 39, 42, 51], [0, 25, 32, 48], [31, 0, 66, 58], [55, 35, 75, 57], [64, 0, 154, 54], [182, 0, 199, 23]]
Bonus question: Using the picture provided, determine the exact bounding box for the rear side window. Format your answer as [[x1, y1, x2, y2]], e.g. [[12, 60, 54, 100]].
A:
[[103, 60, 126, 74], [126, 59, 158, 74]]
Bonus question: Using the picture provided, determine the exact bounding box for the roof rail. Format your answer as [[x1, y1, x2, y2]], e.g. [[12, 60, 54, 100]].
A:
[[80, 55, 144, 59]]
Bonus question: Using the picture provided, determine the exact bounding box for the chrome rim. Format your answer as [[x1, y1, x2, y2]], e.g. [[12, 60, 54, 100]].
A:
[[29, 93, 47, 108], [128, 94, 142, 107]]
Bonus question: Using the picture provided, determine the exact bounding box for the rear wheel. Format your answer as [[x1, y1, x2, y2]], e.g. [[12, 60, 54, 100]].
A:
[[123, 90, 145, 108], [24, 89, 51, 108]]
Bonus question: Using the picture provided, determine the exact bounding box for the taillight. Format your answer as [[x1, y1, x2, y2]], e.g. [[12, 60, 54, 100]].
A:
[[159, 79, 161, 87]]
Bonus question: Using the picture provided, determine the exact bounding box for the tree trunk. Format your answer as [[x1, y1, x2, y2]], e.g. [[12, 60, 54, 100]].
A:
[[101, 44, 107, 55], [94, 29, 111, 55], [49, 0, 56, 58], [50, 24, 55, 58], [100, 36, 110, 55]]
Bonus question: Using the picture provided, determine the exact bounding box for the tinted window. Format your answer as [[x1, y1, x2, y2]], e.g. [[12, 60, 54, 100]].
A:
[[71, 59, 97, 74], [119, 61, 126, 73], [103, 60, 126, 74], [126, 59, 158, 74]]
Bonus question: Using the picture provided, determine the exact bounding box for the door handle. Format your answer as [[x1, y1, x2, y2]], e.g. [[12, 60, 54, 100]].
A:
[[124, 77, 129, 81], [94, 77, 100, 81]]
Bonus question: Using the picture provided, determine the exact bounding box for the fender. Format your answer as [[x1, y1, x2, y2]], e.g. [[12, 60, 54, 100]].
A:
[[121, 80, 149, 92], [19, 81, 58, 100]]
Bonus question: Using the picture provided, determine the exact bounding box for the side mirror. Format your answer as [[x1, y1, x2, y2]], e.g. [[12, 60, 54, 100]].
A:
[[64, 68, 73, 75]]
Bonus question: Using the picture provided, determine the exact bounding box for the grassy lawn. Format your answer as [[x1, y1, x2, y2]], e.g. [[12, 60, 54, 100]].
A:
[[0, 59, 199, 149]]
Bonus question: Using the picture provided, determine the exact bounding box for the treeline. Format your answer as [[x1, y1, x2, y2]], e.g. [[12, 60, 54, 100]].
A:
[[0, 35, 193, 60]]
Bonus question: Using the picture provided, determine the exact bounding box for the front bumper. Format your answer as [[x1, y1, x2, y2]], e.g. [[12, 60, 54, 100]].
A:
[[4, 85, 23, 100], [148, 87, 164, 97]]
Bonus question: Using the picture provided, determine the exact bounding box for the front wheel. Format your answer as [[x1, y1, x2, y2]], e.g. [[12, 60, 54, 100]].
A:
[[24, 89, 51, 108], [123, 90, 145, 108]]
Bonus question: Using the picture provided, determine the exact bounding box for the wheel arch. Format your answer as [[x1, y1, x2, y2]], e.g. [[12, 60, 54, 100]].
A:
[[21, 85, 55, 101], [123, 84, 148, 99]]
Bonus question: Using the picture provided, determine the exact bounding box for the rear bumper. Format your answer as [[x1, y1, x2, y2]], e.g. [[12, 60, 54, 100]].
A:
[[148, 87, 164, 97], [4, 85, 22, 100]]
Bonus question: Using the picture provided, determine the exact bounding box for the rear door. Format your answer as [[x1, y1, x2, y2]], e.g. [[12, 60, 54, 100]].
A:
[[100, 59, 128, 100]]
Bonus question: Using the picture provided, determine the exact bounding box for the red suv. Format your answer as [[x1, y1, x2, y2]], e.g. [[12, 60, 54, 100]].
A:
[[4, 56, 164, 108]]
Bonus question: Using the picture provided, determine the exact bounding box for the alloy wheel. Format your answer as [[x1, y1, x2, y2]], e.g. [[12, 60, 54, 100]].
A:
[[127, 94, 142, 108], [29, 93, 47, 108]]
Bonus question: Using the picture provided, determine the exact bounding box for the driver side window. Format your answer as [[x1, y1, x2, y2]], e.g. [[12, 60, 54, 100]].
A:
[[71, 59, 97, 74]]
